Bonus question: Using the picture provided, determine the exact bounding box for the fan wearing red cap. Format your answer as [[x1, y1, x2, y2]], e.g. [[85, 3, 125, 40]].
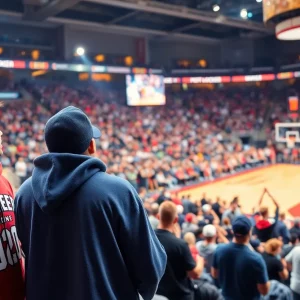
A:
[[182, 213, 199, 235], [185, 213, 194, 223]]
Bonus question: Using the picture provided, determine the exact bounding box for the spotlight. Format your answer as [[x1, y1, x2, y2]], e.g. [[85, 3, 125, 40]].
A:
[[240, 9, 248, 19], [248, 12, 253, 18], [76, 47, 85, 56], [213, 4, 220, 12], [256, 0, 262, 2]]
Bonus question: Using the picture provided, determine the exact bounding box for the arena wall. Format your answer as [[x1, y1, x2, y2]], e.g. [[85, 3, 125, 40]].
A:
[[149, 39, 221, 68], [64, 26, 138, 60]]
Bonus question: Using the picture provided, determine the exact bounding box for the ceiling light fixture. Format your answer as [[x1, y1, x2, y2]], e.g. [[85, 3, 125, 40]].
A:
[[240, 9, 248, 19], [213, 4, 220, 12], [76, 47, 85, 56]]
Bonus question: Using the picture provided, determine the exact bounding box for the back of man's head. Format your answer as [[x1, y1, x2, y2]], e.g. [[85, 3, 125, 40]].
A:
[[223, 217, 231, 226], [151, 203, 159, 216], [294, 218, 300, 228], [158, 201, 178, 227], [183, 232, 196, 246], [265, 238, 282, 255], [203, 224, 217, 242], [230, 198, 238, 210], [45, 106, 101, 155], [232, 197, 238, 204], [290, 233, 299, 245], [232, 215, 252, 244], [279, 212, 286, 220], [185, 213, 196, 224], [260, 206, 269, 219]]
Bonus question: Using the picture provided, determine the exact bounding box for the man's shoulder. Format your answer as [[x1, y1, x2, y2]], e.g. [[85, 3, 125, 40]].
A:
[[212, 203, 220, 209], [222, 209, 231, 216], [244, 248, 265, 264], [81, 173, 140, 208], [14, 177, 34, 208], [88, 172, 133, 191], [290, 246, 300, 255], [215, 242, 230, 252], [216, 243, 264, 263], [156, 230, 186, 246], [169, 235, 190, 254], [196, 240, 204, 248], [17, 177, 33, 194], [277, 220, 286, 228], [176, 237, 189, 248]]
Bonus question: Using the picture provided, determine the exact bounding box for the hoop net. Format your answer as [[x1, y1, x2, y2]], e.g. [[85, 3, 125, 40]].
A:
[[287, 136, 296, 149]]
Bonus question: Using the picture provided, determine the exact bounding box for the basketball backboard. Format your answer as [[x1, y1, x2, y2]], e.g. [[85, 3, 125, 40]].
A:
[[275, 123, 300, 148]]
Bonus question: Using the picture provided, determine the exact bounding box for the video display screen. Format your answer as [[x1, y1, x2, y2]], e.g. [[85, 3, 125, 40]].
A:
[[126, 74, 166, 106]]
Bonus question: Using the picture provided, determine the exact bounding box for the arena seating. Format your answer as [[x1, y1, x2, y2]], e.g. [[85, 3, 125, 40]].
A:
[[0, 82, 283, 192], [0, 80, 299, 300]]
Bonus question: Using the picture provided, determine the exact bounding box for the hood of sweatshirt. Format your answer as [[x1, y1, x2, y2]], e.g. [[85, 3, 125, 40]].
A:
[[32, 153, 106, 214]]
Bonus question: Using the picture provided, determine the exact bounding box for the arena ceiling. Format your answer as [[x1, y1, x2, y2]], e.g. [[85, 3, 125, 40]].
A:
[[0, 0, 274, 43]]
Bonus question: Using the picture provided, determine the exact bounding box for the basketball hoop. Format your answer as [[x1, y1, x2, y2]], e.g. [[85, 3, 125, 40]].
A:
[[287, 136, 296, 149], [275, 123, 300, 147]]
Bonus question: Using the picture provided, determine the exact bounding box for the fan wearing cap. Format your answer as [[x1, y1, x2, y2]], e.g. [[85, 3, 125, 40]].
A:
[[196, 224, 228, 274], [14, 106, 167, 300], [196, 225, 218, 274], [182, 213, 199, 235], [212, 216, 270, 300]]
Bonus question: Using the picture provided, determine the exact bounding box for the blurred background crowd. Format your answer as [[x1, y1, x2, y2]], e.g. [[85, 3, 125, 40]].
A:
[[1, 81, 297, 191]]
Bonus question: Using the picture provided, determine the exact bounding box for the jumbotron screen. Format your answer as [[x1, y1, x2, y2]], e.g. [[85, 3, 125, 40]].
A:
[[126, 74, 166, 106]]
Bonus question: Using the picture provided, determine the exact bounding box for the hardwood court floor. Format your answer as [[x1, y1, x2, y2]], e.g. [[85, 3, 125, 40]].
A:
[[178, 164, 300, 217]]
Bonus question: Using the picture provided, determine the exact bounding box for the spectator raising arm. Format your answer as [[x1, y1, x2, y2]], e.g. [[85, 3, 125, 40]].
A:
[[253, 188, 266, 213], [216, 226, 229, 244], [210, 209, 220, 225], [265, 188, 280, 223]]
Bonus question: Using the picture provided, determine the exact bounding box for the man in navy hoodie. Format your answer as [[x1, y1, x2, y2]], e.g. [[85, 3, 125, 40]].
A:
[[14, 106, 167, 300]]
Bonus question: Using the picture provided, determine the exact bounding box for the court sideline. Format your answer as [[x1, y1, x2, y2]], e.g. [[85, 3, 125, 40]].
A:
[[177, 164, 300, 217]]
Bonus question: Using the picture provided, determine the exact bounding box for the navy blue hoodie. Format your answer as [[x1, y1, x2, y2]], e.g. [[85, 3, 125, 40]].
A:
[[14, 153, 167, 300]]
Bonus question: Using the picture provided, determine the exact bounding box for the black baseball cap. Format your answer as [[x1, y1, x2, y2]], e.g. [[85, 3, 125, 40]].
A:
[[232, 215, 252, 236], [45, 106, 101, 154]]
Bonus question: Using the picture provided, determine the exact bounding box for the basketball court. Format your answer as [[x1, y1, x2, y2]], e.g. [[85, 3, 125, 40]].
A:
[[178, 164, 300, 218]]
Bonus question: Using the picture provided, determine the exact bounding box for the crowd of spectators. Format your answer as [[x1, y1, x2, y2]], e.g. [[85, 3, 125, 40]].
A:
[[0, 80, 300, 300], [146, 188, 300, 300], [0, 82, 280, 190]]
